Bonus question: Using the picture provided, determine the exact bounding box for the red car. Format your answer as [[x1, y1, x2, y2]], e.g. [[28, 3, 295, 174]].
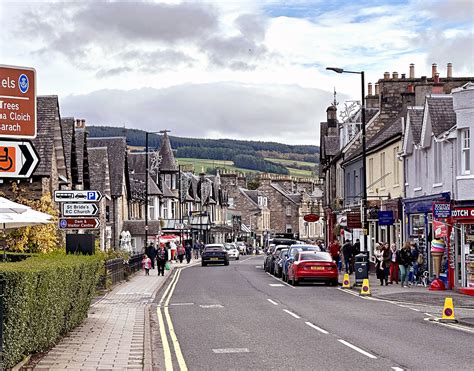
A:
[[287, 251, 338, 286]]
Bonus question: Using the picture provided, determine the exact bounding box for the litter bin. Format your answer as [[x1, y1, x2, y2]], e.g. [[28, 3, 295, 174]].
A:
[[354, 252, 369, 286]]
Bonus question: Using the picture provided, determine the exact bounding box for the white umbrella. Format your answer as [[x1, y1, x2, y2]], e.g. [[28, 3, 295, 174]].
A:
[[0, 197, 29, 214], [0, 198, 52, 230]]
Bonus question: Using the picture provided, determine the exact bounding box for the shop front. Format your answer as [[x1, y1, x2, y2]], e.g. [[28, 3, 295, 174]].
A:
[[451, 204, 474, 295]]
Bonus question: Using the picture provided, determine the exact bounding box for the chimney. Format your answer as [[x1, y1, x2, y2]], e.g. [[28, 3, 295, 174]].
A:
[[75, 119, 85, 129], [434, 72, 440, 84], [384, 72, 390, 79], [326, 105, 337, 128], [392, 72, 398, 79], [374, 83, 379, 95], [431, 63, 437, 78], [401, 73, 406, 79], [407, 84, 414, 93], [447, 63, 453, 78], [368, 83, 373, 96], [409, 63, 415, 78]]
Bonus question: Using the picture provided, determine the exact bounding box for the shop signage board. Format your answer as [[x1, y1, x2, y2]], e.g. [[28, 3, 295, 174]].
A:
[[62, 203, 98, 217], [59, 218, 100, 229], [0, 65, 36, 138], [347, 212, 362, 229], [433, 202, 451, 219], [451, 207, 474, 222], [303, 213, 320, 222], [378, 211, 394, 226], [54, 190, 103, 203], [0, 140, 39, 178], [433, 220, 448, 238]]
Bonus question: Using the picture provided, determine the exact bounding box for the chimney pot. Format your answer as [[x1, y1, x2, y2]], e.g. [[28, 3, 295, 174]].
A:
[[401, 73, 406, 79], [384, 72, 390, 79], [432, 63, 437, 78], [392, 72, 398, 79], [374, 83, 379, 95], [368, 83, 373, 96], [409, 63, 415, 79], [447, 62, 453, 78], [421, 76, 427, 83]]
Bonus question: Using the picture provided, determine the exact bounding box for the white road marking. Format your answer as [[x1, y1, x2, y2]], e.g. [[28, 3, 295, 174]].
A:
[[269, 283, 284, 287], [212, 348, 250, 354], [408, 307, 420, 312], [424, 313, 434, 317], [392, 367, 404, 371], [283, 309, 300, 319], [256, 265, 262, 268], [199, 304, 224, 308], [238, 256, 255, 263], [305, 321, 329, 334], [266, 272, 295, 289], [267, 299, 278, 306], [337, 339, 377, 359], [170, 303, 194, 306]]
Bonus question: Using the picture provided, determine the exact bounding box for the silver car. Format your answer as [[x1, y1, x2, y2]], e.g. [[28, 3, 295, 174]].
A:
[[225, 243, 240, 260]]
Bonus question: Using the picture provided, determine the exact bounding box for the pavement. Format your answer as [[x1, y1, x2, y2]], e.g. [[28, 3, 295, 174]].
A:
[[151, 256, 474, 370], [33, 259, 198, 371]]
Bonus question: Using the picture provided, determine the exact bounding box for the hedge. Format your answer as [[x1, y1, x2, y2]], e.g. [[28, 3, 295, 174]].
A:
[[0, 253, 102, 368], [0, 252, 36, 263]]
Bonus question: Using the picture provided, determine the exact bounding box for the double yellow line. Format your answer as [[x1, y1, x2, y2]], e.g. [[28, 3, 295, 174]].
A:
[[157, 268, 188, 371]]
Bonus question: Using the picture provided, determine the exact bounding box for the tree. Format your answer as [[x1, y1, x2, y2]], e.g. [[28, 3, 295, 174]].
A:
[[3, 183, 60, 253]]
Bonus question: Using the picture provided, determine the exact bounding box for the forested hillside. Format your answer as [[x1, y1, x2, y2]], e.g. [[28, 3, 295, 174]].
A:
[[88, 126, 319, 175]]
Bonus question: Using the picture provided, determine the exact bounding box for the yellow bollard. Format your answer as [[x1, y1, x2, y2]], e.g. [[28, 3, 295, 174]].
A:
[[440, 297, 457, 322], [360, 278, 371, 296], [342, 273, 351, 289]]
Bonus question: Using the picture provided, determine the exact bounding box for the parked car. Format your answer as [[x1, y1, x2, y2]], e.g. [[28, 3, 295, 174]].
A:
[[224, 243, 240, 260], [201, 244, 229, 266], [286, 251, 338, 286], [282, 245, 321, 282], [265, 245, 288, 274], [273, 248, 288, 278], [236, 241, 247, 255]]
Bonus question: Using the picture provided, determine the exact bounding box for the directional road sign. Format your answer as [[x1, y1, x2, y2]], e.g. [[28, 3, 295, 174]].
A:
[[62, 203, 99, 217], [59, 218, 100, 229], [0, 65, 37, 138], [54, 190, 103, 203], [0, 140, 39, 178]]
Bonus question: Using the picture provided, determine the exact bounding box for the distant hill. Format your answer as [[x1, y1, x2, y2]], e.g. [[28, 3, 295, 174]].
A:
[[87, 126, 320, 176]]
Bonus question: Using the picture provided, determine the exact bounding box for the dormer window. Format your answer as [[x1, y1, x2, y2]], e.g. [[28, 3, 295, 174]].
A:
[[461, 129, 470, 175], [286, 205, 292, 216]]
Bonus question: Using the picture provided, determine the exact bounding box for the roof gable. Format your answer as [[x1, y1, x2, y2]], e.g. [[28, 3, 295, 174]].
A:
[[159, 132, 178, 172], [88, 147, 111, 196]]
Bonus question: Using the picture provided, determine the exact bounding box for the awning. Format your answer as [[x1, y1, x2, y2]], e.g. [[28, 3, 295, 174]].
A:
[[241, 224, 251, 233]]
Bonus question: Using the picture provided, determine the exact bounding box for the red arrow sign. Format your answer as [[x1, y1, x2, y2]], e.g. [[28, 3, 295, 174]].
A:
[[59, 218, 100, 229]]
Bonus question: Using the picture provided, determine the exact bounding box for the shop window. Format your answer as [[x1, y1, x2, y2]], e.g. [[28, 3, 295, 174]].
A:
[[461, 129, 470, 175]]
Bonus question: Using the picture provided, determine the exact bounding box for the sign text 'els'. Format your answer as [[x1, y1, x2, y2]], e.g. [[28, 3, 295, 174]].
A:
[[0, 65, 36, 138]]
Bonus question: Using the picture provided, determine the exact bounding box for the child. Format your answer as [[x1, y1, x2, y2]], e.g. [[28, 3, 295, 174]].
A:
[[142, 255, 152, 276]]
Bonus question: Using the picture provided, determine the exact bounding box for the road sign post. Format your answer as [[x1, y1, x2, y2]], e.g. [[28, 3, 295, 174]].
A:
[[0, 65, 37, 139], [0, 140, 39, 178]]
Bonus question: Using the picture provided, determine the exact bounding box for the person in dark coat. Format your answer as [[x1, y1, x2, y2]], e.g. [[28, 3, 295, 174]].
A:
[[185, 240, 192, 263], [145, 243, 156, 269], [342, 239, 354, 274], [156, 244, 168, 276]]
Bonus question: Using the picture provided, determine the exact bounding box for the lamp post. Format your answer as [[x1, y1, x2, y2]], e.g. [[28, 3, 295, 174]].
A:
[[326, 67, 368, 252]]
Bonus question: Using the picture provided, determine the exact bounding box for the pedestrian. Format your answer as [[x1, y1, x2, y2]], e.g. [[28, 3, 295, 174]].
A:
[[142, 254, 151, 276], [389, 243, 399, 284], [352, 239, 361, 256], [409, 243, 420, 285], [399, 241, 413, 287], [169, 240, 177, 262], [193, 241, 200, 259], [156, 244, 168, 276], [185, 240, 192, 263], [177, 243, 185, 263], [342, 239, 353, 274], [374, 243, 388, 286], [329, 239, 341, 270], [145, 242, 156, 269], [383, 243, 391, 283]]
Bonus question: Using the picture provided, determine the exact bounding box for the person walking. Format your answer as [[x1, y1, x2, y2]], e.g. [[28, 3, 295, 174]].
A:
[[399, 241, 413, 287], [145, 242, 156, 269], [156, 244, 168, 276], [193, 241, 200, 259], [383, 243, 391, 283], [142, 255, 151, 276], [185, 240, 192, 264], [410, 243, 420, 285], [374, 243, 388, 286], [342, 239, 353, 274], [389, 243, 399, 284], [329, 239, 341, 270], [177, 243, 185, 263]]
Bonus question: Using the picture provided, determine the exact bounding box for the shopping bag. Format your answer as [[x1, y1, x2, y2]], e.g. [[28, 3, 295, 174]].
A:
[[165, 262, 171, 271]]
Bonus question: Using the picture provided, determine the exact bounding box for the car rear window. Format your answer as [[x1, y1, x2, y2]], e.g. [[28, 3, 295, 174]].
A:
[[299, 252, 332, 261], [205, 247, 224, 252]]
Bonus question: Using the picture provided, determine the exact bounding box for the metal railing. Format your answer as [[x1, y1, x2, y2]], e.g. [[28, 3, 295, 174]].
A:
[[98, 253, 144, 289]]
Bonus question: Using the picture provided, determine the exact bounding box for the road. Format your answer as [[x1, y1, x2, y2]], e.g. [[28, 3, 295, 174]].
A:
[[151, 256, 474, 370]]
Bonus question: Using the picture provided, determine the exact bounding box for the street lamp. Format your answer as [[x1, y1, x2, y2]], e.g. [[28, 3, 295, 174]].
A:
[[326, 67, 368, 252]]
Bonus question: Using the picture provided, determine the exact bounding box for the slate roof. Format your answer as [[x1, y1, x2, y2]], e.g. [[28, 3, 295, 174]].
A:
[[123, 220, 161, 235], [161, 182, 175, 198], [87, 147, 111, 196], [427, 96, 456, 136], [159, 132, 178, 172], [33, 96, 59, 176], [60, 117, 75, 181], [324, 136, 340, 156], [88, 137, 128, 197], [407, 107, 424, 144], [128, 152, 146, 174], [270, 183, 300, 204], [129, 173, 162, 198]]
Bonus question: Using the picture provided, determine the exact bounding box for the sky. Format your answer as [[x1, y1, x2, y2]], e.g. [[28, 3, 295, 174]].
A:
[[1, 0, 473, 145]]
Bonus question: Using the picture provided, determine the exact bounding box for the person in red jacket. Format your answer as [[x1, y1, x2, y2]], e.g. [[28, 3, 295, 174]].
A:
[[329, 239, 341, 270]]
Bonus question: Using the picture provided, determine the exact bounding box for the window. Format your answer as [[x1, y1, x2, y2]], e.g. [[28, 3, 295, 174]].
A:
[[368, 158, 374, 187], [228, 197, 234, 207], [286, 205, 292, 216], [380, 152, 386, 187], [346, 173, 351, 198], [286, 224, 292, 233], [461, 129, 470, 174], [359, 167, 364, 195], [415, 149, 421, 184], [148, 197, 156, 220], [353, 170, 357, 196], [162, 201, 169, 218], [393, 147, 399, 185], [433, 141, 443, 183]]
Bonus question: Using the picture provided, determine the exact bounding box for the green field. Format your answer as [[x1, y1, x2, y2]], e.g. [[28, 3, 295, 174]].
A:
[[264, 157, 316, 167]]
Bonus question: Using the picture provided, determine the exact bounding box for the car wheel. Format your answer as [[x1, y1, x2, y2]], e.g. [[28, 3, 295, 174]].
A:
[[294, 278, 299, 286], [331, 279, 338, 286], [202, 262, 207, 267], [224, 261, 229, 266], [236, 256, 239, 260]]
